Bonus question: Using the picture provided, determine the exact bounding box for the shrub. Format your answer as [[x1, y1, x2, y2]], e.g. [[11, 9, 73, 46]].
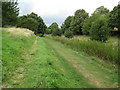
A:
[[90, 17, 110, 42], [64, 30, 73, 38]]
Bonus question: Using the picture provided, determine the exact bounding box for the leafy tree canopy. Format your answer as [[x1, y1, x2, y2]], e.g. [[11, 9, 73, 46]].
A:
[[47, 22, 61, 36], [90, 16, 110, 42], [70, 9, 88, 35], [82, 14, 102, 35], [17, 12, 47, 35], [82, 6, 110, 35], [92, 6, 109, 15], [2, 0, 19, 27], [109, 5, 120, 29], [17, 15, 39, 31], [61, 16, 73, 34]]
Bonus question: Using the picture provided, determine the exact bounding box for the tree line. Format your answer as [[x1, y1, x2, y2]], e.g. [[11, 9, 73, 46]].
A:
[[59, 5, 120, 42], [2, 0, 120, 42], [2, 0, 47, 36]]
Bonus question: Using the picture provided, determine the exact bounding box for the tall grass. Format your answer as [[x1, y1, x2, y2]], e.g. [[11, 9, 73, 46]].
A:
[[47, 36, 119, 64]]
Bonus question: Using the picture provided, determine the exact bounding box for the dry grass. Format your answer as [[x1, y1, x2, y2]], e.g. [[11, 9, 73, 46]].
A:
[[6, 27, 34, 37]]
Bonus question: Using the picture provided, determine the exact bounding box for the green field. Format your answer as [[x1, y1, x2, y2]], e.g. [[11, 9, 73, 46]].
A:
[[2, 28, 118, 88]]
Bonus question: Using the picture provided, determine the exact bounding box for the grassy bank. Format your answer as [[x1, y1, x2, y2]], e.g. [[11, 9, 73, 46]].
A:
[[47, 36, 119, 65], [2, 28, 36, 81]]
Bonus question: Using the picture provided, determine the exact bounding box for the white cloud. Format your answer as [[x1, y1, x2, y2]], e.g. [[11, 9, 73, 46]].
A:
[[18, 0, 119, 26], [18, 2, 32, 16]]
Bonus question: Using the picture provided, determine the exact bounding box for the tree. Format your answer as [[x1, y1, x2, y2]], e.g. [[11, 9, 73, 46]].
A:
[[45, 26, 52, 34], [70, 9, 88, 35], [82, 6, 109, 35], [27, 12, 47, 34], [48, 22, 61, 36], [92, 6, 109, 15], [109, 5, 120, 30], [82, 14, 99, 35], [17, 12, 47, 35], [17, 15, 39, 31], [2, 0, 19, 27], [17, 15, 27, 28], [82, 18, 91, 35], [90, 16, 110, 42], [61, 16, 73, 34]]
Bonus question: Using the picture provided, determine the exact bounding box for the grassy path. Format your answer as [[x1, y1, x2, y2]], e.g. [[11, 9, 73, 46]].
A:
[[43, 38, 118, 88], [8, 37, 94, 88], [3, 31, 118, 88]]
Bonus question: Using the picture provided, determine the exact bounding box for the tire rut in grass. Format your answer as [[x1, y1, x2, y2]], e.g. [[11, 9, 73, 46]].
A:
[[44, 38, 117, 88], [43, 38, 96, 88]]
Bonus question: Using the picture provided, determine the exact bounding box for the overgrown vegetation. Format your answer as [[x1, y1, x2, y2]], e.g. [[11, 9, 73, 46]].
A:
[[47, 36, 119, 64]]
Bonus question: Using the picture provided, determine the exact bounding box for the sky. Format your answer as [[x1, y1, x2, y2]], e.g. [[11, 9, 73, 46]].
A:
[[18, 0, 119, 27]]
